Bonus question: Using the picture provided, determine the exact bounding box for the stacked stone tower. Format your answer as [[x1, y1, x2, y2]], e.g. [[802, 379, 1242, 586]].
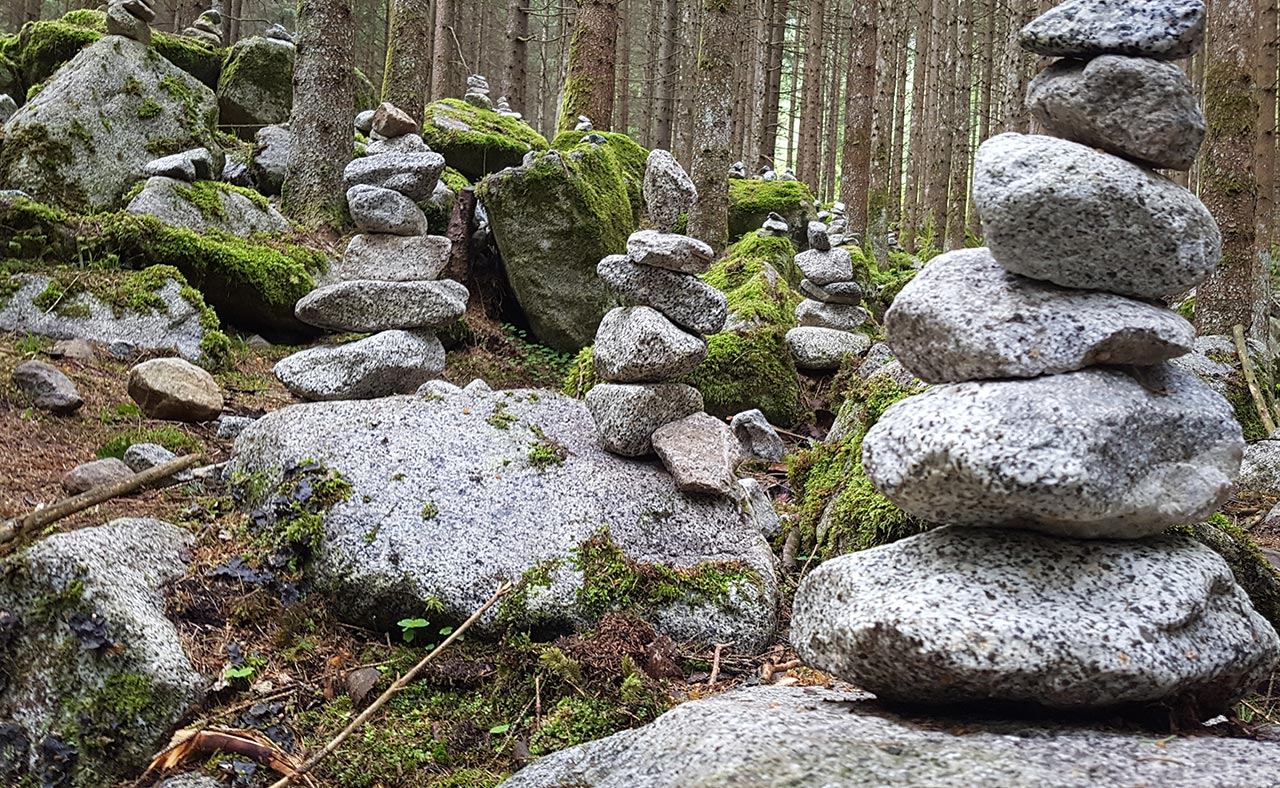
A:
[[274, 103, 469, 401], [792, 0, 1280, 717], [787, 221, 872, 372], [105, 0, 156, 43]]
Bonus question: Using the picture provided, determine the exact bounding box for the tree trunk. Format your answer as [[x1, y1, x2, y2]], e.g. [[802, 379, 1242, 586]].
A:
[[431, 0, 456, 101], [381, 0, 433, 121], [796, 0, 825, 187], [1197, 0, 1268, 340], [616, 0, 631, 132], [903, 0, 932, 252], [1256, 0, 1277, 254], [841, 0, 877, 238], [759, 0, 788, 167], [283, 0, 355, 227], [560, 0, 621, 133], [689, 0, 739, 254], [504, 0, 531, 112], [945, 0, 973, 250], [888, 14, 907, 225], [655, 0, 679, 148]]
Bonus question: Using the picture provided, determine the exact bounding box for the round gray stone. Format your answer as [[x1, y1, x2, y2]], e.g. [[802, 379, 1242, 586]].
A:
[[11, 360, 83, 415], [346, 184, 428, 236], [729, 409, 785, 463], [785, 326, 871, 371], [585, 382, 704, 457], [294, 279, 468, 333], [273, 330, 445, 401], [342, 151, 446, 202], [795, 299, 868, 331], [1018, 0, 1206, 60], [651, 411, 740, 497], [593, 307, 708, 383], [626, 230, 715, 275], [799, 278, 861, 305], [643, 150, 696, 233], [885, 247, 1196, 383], [597, 254, 727, 336], [61, 457, 134, 494], [794, 247, 854, 286]]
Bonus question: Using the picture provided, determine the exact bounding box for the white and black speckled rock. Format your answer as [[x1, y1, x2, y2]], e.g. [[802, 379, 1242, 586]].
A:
[[626, 230, 715, 275], [974, 133, 1220, 299], [365, 133, 430, 155], [652, 412, 740, 496], [1027, 55, 1206, 171], [1237, 439, 1280, 496], [597, 255, 727, 336], [346, 184, 428, 236], [643, 150, 696, 233], [342, 152, 446, 202], [794, 247, 854, 286], [806, 221, 831, 251], [863, 366, 1243, 537], [730, 409, 786, 463], [273, 330, 445, 401], [786, 327, 871, 371], [792, 527, 1279, 714], [885, 248, 1195, 383], [329, 234, 451, 283], [294, 279, 468, 333], [585, 383, 704, 457], [1019, 0, 1206, 60], [794, 299, 868, 331], [592, 307, 708, 383], [799, 278, 862, 305]]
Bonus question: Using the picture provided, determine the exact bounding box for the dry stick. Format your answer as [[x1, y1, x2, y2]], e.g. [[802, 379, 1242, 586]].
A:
[[0, 454, 203, 548], [707, 641, 735, 686], [1233, 324, 1278, 436], [265, 581, 514, 788]]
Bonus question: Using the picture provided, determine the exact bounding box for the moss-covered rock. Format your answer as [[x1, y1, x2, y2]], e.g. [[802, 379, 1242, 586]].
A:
[[476, 141, 632, 352], [550, 129, 648, 226], [217, 35, 294, 138], [422, 98, 549, 182], [728, 179, 819, 251]]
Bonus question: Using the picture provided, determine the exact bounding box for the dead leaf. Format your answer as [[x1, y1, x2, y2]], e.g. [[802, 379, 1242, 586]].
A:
[[146, 727, 303, 779]]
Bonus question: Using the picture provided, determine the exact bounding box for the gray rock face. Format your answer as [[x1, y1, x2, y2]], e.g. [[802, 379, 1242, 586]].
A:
[[806, 221, 831, 251], [329, 234, 451, 283], [215, 414, 255, 439], [1238, 439, 1280, 496], [498, 685, 1280, 788], [974, 133, 1221, 298], [863, 366, 1243, 538], [294, 279, 468, 333], [143, 148, 214, 181], [11, 360, 82, 415], [127, 176, 290, 236], [627, 231, 715, 275], [799, 278, 861, 305], [106, 2, 151, 43], [592, 307, 708, 383], [785, 326, 871, 371], [0, 519, 203, 786], [217, 36, 295, 135], [793, 527, 1279, 713], [730, 409, 785, 463], [61, 457, 134, 494], [342, 152, 447, 202], [885, 248, 1196, 383], [0, 93, 17, 125], [1028, 55, 1206, 171], [643, 150, 696, 232], [249, 124, 290, 196], [124, 442, 179, 472], [794, 299, 868, 331], [795, 247, 854, 286], [585, 383, 705, 457], [127, 357, 224, 422], [597, 255, 727, 336], [230, 390, 777, 649], [0, 36, 217, 211], [273, 330, 445, 401], [651, 412, 740, 496], [346, 184, 429, 236], [1019, 0, 1206, 60]]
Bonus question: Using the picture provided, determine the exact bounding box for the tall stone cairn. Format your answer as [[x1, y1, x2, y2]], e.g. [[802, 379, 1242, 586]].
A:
[[274, 102, 469, 401], [791, 0, 1280, 719], [786, 220, 873, 372]]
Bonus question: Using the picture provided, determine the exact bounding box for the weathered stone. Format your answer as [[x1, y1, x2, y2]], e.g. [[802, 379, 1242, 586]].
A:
[[127, 176, 290, 236], [346, 184, 429, 236], [730, 409, 785, 463], [806, 221, 830, 251], [329, 234, 451, 283], [798, 278, 861, 305], [795, 299, 868, 331], [734, 478, 782, 538], [249, 124, 289, 196], [106, 2, 151, 44], [123, 443, 192, 482], [61, 457, 134, 494], [863, 365, 1243, 538], [885, 247, 1196, 383], [585, 383, 705, 457], [1019, 0, 1206, 60], [593, 307, 708, 383], [597, 255, 727, 336], [365, 133, 430, 155], [143, 148, 214, 181], [122, 0, 156, 22], [11, 360, 82, 415], [652, 412, 740, 496], [48, 338, 95, 361], [128, 357, 224, 422], [643, 150, 696, 232], [785, 327, 871, 371], [0, 94, 17, 126], [217, 35, 295, 136], [294, 279, 468, 333], [1027, 55, 1206, 170], [273, 330, 445, 401], [215, 414, 255, 439], [793, 526, 1278, 713], [421, 98, 549, 182], [794, 247, 854, 286], [229, 390, 777, 649], [342, 152, 446, 202], [974, 133, 1221, 298], [627, 230, 715, 275], [1238, 439, 1280, 496], [354, 109, 375, 134], [371, 101, 420, 138]]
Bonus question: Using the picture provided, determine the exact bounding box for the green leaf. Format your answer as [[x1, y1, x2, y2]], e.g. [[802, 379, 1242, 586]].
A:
[[489, 723, 511, 735], [438, 626, 454, 636]]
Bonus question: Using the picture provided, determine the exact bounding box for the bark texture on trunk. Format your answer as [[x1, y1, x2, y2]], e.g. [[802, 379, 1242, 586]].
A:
[[689, 0, 739, 254], [381, 0, 433, 122], [558, 0, 622, 133], [841, 0, 877, 237], [504, 0, 531, 111]]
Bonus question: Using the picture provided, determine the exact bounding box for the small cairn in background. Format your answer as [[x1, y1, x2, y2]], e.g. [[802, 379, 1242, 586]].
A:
[[786, 221, 871, 371], [106, 0, 155, 43]]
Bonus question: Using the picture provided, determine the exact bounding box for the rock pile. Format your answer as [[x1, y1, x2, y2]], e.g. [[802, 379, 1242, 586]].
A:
[[464, 73, 492, 110], [274, 103, 468, 401], [495, 96, 522, 120], [792, 0, 1280, 717], [586, 150, 736, 495], [183, 8, 223, 46], [785, 221, 870, 371], [106, 0, 155, 43]]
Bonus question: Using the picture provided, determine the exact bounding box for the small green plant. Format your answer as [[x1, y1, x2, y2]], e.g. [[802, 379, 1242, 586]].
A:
[[223, 653, 267, 683], [15, 332, 45, 356], [527, 425, 569, 471], [486, 401, 517, 430], [397, 618, 430, 643], [421, 501, 440, 520]]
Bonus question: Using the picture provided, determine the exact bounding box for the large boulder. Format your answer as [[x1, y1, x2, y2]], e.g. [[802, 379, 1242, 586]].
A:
[[0, 36, 217, 211], [420, 98, 548, 182], [216, 35, 294, 138], [498, 685, 1280, 788], [229, 388, 779, 651], [0, 519, 204, 787], [727, 180, 819, 251], [126, 176, 290, 236]]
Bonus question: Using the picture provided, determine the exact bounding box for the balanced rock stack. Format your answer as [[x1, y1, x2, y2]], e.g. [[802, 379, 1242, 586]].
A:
[[464, 74, 493, 110], [792, 0, 1280, 718], [586, 150, 737, 496], [274, 103, 469, 402], [106, 0, 155, 43], [183, 8, 222, 46], [786, 221, 871, 372]]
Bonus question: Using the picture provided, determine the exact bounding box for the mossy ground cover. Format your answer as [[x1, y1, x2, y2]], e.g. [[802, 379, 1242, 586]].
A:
[[421, 98, 549, 182]]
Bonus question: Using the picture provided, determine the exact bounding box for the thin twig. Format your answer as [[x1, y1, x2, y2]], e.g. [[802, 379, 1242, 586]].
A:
[[265, 582, 513, 788], [1234, 324, 1278, 435], [707, 641, 735, 685]]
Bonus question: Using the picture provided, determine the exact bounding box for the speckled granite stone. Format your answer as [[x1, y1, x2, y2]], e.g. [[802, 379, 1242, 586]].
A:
[[294, 279, 468, 333], [862, 365, 1242, 537], [794, 247, 854, 286], [885, 247, 1195, 383], [592, 306, 708, 383], [794, 299, 868, 331], [792, 526, 1280, 714], [1019, 0, 1206, 60], [799, 278, 862, 305], [626, 230, 715, 275], [974, 133, 1221, 299], [597, 255, 728, 336], [585, 382, 704, 457]]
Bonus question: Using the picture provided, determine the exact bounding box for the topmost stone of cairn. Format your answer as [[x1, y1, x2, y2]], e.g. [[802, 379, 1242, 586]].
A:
[[1019, 0, 1206, 60]]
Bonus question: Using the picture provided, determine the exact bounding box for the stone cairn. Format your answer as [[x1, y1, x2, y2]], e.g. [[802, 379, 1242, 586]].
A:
[[183, 9, 223, 46], [785, 221, 870, 372], [585, 150, 740, 497], [274, 102, 470, 402], [106, 0, 155, 43], [495, 96, 522, 120], [463, 74, 493, 110], [792, 0, 1280, 718]]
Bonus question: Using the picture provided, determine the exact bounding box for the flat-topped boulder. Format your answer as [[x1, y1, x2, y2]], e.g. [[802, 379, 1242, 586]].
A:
[[273, 330, 445, 401], [346, 184, 429, 236], [294, 279, 468, 333], [328, 234, 451, 283], [794, 247, 854, 286], [593, 306, 708, 383], [597, 255, 726, 336], [342, 152, 447, 202], [786, 326, 870, 371], [126, 177, 290, 236], [626, 231, 714, 275], [1019, 0, 1206, 60]]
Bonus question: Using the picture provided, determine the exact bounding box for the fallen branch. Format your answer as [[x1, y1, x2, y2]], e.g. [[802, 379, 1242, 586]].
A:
[[707, 641, 735, 686], [0, 454, 203, 550], [265, 581, 513, 788], [1234, 324, 1278, 437]]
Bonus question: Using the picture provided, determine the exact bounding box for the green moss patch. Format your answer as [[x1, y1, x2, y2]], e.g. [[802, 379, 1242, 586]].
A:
[[550, 130, 648, 224], [98, 425, 202, 459], [421, 98, 549, 182], [727, 179, 816, 247]]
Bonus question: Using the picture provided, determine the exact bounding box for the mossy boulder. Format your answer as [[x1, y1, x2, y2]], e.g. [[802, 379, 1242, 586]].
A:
[[477, 141, 634, 352], [727, 179, 819, 251], [550, 130, 648, 226], [422, 98, 549, 182], [217, 35, 295, 138], [126, 176, 291, 237], [0, 36, 218, 211]]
